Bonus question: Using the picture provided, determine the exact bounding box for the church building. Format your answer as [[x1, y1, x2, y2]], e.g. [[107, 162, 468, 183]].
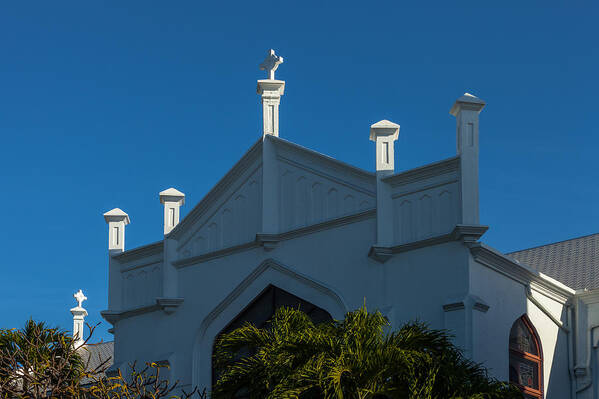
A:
[[99, 50, 599, 399]]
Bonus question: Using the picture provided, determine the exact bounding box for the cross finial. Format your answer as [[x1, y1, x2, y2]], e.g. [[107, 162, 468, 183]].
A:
[[259, 49, 284, 80], [74, 289, 87, 308]]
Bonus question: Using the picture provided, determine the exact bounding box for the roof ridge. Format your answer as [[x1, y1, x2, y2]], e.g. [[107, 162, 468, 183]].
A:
[[508, 232, 599, 255]]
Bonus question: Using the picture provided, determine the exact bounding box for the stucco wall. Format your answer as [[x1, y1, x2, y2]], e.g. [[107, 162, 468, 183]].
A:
[[469, 259, 571, 398], [113, 218, 500, 392]]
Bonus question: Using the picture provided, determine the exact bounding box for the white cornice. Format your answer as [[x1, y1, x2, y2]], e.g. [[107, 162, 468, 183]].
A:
[[576, 289, 599, 305], [156, 298, 184, 314], [469, 242, 575, 303], [101, 297, 184, 324], [173, 241, 259, 269], [276, 209, 375, 240], [369, 224, 488, 263], [168, 137, 263, 240], [271, 136, 375, 183], [278, 156, 376, 197], [120, 259, 163, 274], [173, 209, 376, 269], [101, 304, 160, 325], [382, 156, 460, 187], [112, 241, 163, 263]]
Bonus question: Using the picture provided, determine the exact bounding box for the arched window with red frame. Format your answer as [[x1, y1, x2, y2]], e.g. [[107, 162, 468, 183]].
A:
[[509, 315, 543, 398]]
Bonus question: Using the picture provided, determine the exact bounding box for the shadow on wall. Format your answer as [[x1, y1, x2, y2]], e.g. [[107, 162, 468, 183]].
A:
[[540, 305, 571, 398]]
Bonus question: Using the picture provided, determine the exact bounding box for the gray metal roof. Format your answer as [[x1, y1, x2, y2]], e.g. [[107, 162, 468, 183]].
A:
[[77, 341, 114, 385], [508, 233, 599, 290]]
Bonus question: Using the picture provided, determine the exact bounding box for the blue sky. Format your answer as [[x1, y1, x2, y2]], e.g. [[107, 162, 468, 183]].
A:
[[0, 1, 597, 343]]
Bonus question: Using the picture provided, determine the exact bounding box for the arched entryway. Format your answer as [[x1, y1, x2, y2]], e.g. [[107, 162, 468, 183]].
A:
[[212, 284, 333, 391], [191, 258, 347, 391]]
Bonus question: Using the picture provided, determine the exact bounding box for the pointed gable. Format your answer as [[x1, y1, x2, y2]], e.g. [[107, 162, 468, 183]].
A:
[[271, 136, 376, 232], [169, 135, 376, 261], [170, 139, 263, 259]]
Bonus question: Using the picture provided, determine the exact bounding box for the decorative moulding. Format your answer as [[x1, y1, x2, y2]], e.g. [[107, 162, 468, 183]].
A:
[[103, 208, 130, 225], [382, 156, 460, 187], [100, 310, 121, 325], [469, 242, 575, 303], [168, 134, 380, 247], [175, 164, 263, 252], [100, 304, 159, 325], [159, 188, 185, 205], [449, 93, 486, 116], [278, 154, 376, 197], [369, 119, 400, 141], [256, 79, 285, 96], [443, 295, 489, 313], [113, 240, 163, 262], [168, 138, 263, 240], [101, 297, 184, 324], [473, 301, 491, 313], [173, 209, 376, 269], [173, 241, 259, 269], [156, 298, 184, 315], [271, 135, 376, 183], [120, 259, 163, 274], [576, 288, 599, 305], [276, 209, 375, 240], [442, 302, 465, 312], [390, 178, 458, 200], [368, 246, 393, 263], [368, 224, 489, 263], [451, 224, 489, 243], [198, 258, 348, 340], [255, 233, 279, 251]]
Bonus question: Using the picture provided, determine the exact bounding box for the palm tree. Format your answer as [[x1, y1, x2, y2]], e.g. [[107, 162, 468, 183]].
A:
[[213, 306, 522, 399]]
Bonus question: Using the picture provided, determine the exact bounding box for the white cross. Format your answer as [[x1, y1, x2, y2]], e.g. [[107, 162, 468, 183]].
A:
[[74, 289, 87, 308], [259, 49, 284, 80]]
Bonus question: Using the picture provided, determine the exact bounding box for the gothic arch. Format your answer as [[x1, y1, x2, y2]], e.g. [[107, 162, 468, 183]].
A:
[[509, 314, 543, 398], [191, 258, 348, 389]]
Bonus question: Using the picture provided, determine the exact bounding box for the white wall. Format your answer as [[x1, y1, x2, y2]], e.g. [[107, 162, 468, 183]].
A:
[[469, 260, 571, 398]]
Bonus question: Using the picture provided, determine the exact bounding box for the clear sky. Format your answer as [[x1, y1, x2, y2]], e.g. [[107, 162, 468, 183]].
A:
[[1, 1, 597, 343]]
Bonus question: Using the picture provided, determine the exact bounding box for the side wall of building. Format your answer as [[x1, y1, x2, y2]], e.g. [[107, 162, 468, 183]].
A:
[[470, 259, 572, 399]]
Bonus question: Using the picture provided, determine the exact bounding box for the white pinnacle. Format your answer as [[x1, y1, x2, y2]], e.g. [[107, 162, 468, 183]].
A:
[[259, 49, 284, 80]]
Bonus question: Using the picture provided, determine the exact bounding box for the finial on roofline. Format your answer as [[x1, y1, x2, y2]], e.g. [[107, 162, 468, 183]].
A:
[[450, 92, 486, 225], [70, 289, 88, 347], [259, 49, 284, 80], [159, 187, 186, 235], [257, 49, 285, 137], [103, 208, 130, 253], [74, 289, 87, 308]]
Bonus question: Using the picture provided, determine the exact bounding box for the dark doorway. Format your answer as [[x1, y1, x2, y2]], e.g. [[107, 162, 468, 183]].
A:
[[212, 285, 333, 395]]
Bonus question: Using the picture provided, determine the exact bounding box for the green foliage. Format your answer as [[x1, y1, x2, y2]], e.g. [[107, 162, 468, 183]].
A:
[[0, 319, 85, 398], [0, 319, 206, 399], [213, 306, 523, 399]]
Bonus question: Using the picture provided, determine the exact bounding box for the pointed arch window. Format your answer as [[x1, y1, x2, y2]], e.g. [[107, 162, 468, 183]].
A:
[[509, 316, 543, 398]]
